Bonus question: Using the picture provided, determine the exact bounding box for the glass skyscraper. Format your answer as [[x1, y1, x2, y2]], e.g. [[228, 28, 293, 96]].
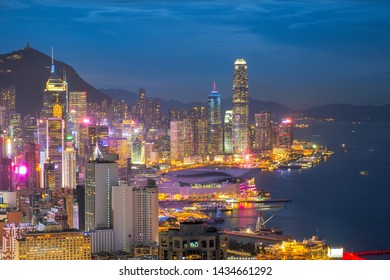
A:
[[232, 59, 249, 156], [207, 81, 223, 154]]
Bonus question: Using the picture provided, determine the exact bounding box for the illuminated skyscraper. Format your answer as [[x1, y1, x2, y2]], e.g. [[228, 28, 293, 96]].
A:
[[63, 141, 77, 189], [223, 110, 233, 154], [131, 139, 145, 164], [69, 91, 87, 125], [232, 59, 249, 156], [208, 82, 223, 155], [0, 86, 16, 129], [254, 112, 273, 154], [43, 158, 55, 191], [46, 117, 65, 188], [24, 142, 39, 191], [43, 50, 67, 119], [170, 120, 185, 163], [278, 118, 293, 149]]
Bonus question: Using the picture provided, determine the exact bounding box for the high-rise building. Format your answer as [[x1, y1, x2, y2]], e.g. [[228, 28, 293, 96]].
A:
[[85, 149, 118, 232], [208, 82, 223, 155], [0, 158, 13, 191], [170, 120, 185, 163], [87, 124, 109, 156], [69, 91, 87, 125], [232, 59, 249, 156], [43, 52, 67, 119], [223, 110, 233, 154], [131, 139, 145, 164], [46, 118, 65, 188], [0, 86, 16, 129], [24, 142, 39, 191], [112, 180, 159, 252], [10, 113, 21, 138], [195, 118, 208, 157], [277, 118, 293, 149], [63, 141, 77, 189], [254, 112, 273, 154], [43, 158, 55, 191]]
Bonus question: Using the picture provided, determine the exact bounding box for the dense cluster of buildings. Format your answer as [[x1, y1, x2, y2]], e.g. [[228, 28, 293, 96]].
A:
[[0, 53, 296, 260]]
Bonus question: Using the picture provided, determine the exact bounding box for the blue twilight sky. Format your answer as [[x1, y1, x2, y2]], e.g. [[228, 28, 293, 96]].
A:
[[1, 0, 390, 109]]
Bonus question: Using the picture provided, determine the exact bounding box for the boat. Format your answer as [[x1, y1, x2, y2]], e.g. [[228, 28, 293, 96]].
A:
[[194, 202, 233, 212], [341, 143, 347, 153], [253, 212, 283, 235], [278, 162, 301, 169], [359, 171, 369, 176]]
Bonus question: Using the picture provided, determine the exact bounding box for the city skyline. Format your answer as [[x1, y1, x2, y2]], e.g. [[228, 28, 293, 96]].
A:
[[1, 1, 390, 109]]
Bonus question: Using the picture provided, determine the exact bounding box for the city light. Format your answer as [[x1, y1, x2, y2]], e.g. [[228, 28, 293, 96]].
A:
[[19, 165, 27, 175]]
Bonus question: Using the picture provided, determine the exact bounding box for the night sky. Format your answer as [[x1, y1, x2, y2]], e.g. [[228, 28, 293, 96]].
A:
[[1, 0, 390, 109]]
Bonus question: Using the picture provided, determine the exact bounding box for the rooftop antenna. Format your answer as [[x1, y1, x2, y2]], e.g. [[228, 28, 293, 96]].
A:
[[51, 46, 55, 73], [213, 80, 216, 91]]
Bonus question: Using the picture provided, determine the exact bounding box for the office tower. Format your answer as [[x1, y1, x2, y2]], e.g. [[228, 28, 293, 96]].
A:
[[46, 118, 65, 188], [277, 118, 293, 149], [63, 141, 77, 189], [170, 120, 185, 163], [84, 149, 118, 232], [9, 113, 21, 138], [159, 221, 228, 260], [232, 59, 249, 156], [43, 158, 55, 191], [195, 118, 208, 157], [24, 142, 39, 191], [87, 124, 109, 156], [208, 82, 223, 155], [156, 132, 170, 163], [15, 230, 91, 260], [144, 142, 158, 165], [112, 180, 159, 252], [22, 115, 37, 143], [43, 51, 67, 119], [69, 91, 87, 124], [255, 112, 273, 154], [183, 118, 194, 157], [0, 86, 16, 129], [131, 139, 145, 164], [0, 158, 13, 191], [223, 110, 233, 154]]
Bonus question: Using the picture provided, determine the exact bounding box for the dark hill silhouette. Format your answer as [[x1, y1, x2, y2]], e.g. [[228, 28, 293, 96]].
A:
[[0, 46, 111, 116]]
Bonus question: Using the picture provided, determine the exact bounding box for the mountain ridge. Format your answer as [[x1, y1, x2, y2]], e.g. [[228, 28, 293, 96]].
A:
[[0, 46, 111, 116], [1, 47, 390, 121]]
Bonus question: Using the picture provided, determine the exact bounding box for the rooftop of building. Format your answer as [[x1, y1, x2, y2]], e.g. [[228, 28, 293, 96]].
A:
[[162, 167, 260, 184]]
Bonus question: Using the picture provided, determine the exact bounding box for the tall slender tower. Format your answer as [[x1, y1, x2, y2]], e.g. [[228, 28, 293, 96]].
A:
[[208, 81, 223, 154], [232, 59, 249, 156], [43, 48, 67, 119]]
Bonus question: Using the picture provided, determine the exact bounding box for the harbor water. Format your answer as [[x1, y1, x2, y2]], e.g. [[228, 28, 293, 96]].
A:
[[218, 120, 390, 254]]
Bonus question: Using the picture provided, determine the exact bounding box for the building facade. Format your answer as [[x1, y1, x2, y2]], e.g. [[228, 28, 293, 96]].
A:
[[85, 151, 119, 232], [254, 112, 273, 154], [232, 59, 249, 156], [208, 82, 223, 155], [159, 222, 228, 260], [112, 180, 159, 252]]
